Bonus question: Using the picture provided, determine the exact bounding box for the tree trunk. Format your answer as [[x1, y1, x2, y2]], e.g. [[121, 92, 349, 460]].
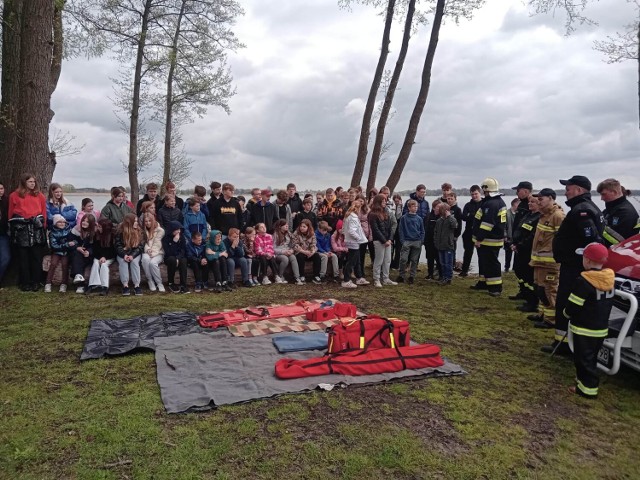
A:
[[350, 0, 396, 188], [366, 0, 415, 193], [0, 0, 24, 189], [14, 0, 56, 191], [129, 0, 153, 203], [385, 0, 445, 192], [162, 0, 186, 191]]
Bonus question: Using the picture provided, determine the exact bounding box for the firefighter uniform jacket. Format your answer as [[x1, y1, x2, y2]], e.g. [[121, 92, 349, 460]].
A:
[[472, 195, 507, 247], [512, 211, 540, 263], [530, 203, 565, 268], [512, 197, 529, 233], [552, 193, 604, 268], [602, 196, 640, 247], [565, 268, 615, 338]]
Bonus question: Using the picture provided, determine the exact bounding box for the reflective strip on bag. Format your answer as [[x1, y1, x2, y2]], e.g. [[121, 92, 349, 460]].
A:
[[569, 324, 608, 338], [568, 293, 585, 306]]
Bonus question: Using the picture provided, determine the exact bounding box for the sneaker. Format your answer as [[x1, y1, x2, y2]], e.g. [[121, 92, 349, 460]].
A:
[[59, 284, 67, 293], [180, 285, 190, 294], [341, 280, 357, 289], [300, 276, 306, 283], [407, 277, 415, 285], [527, 314, 543, 322], [439, 279, 452, 286], [534, 321, 554, 329], [312, 276, 322, 284], [243, 280, 253, 288], [195, 283, 203, 293], [214, 282, 223, 293], [262, 277, 272, 285], [122, 287, 130, 296], [76, 286, 85, 294], [396, 276, 404, 283], [169, 284, 180, 293], [382, 279, 398, 286], [44, 283, 52, 293], [425, 274, 434, 280], [134, 286, 143, 296], [458, 271, 468, 277], [73, 274, 85, 284], [157, 283, 165, 293], [99, 287, 108, 296], [295, 278, 304, 286], [374, 280, 382, 288], [355, 278, 369, 285], [487, 291, 502, 297], [223, 282, 233, 292]]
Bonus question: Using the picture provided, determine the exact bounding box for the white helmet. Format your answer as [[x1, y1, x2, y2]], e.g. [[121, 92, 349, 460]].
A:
[[481, 177, 499, 193]]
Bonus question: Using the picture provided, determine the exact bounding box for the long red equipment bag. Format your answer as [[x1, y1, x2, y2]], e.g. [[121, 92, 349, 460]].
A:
[[274, 343, 444, 379], [327, 316, 410, 353]]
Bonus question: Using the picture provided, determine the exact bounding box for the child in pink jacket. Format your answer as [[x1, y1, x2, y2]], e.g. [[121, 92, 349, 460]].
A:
[[254, 223, 278, 285]]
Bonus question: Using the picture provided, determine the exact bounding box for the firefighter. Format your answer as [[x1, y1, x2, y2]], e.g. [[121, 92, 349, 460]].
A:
[[596, 178, 640, 247], [544, 175, 605, 355], [509, 181, 533, 300], [511, 194, 541, 314], [565, 242, 614, 398], [529, 188, 565, 329], [470, 177, 507, 296]]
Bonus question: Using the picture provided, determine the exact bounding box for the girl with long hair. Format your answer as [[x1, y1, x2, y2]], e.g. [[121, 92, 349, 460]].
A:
[[291, 219, 322, 283], [141, 212, 165, 292], [273, 219, 303, 285], [8, 173, 47, 291], [69, 213, 97, 293], [369, 194, 397, 287], [115, 213, 144, 296], [87, 217, 116, 295], [341, 198, 369, 288], [46, 183, 77, 229]]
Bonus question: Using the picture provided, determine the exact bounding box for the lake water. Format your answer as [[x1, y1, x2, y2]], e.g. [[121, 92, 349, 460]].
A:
[[64, 193, 623, 274]]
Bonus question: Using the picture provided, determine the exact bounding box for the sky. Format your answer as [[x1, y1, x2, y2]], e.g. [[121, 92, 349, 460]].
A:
[[51, 0, 640, 193]]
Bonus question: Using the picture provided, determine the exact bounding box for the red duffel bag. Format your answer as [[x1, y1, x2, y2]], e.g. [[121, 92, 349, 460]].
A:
[[274, 343, 444, 379], [327, 316, 410, 353]]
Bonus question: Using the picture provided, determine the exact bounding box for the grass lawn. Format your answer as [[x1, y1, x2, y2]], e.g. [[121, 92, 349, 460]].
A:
[[1, 271, 639, 479]]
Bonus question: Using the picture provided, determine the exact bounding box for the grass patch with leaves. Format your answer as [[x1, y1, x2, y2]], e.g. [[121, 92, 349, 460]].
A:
[[1, 271, 640, 479]]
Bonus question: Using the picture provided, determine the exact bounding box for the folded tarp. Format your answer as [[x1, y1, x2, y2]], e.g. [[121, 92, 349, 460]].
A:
[[272, 332, 328, 353], [155, 332, 464, 413], [80, 311, 203, 360]]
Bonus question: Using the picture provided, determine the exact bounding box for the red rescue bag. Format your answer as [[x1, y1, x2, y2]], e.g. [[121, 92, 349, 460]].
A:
[[327, 316, 410, 353], [275, 343, 444, 379]]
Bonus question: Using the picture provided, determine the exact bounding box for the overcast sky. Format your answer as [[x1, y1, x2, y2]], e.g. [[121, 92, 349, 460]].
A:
[[52, 0, 639, 193]]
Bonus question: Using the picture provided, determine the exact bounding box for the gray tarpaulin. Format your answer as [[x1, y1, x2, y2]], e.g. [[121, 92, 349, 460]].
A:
[[155, 332, 465, 413]]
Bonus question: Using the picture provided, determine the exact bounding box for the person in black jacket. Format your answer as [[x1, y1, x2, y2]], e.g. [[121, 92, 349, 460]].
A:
[[157, 195, 183, 230], [210, 183, 243, 236], [510, 196, 540, 314], [597, 178, 640, 246], [250, 189, 279, 233], [136, 182, 162, 216], [0, 182, 11, 288], [286, 183, 303, 215], [471, 177, 507, 296], [163, 220, 189, 293], [424, 199, 442, 280], [460, 185, 483, 277], [545, 175, 605, 355], [565, 242, 614, 398]]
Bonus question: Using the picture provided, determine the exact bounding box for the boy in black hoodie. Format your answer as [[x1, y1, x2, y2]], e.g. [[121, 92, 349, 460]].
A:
[[162, 220, 189, 293], [565, 242, 614, 398]]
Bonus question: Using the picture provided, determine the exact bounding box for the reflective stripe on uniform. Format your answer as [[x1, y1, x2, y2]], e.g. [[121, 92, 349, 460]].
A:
[[543, 308, 555, 318], [475, 210, 483, 220], [568, 293, 585, 306], [576, 380, 598, 397], [536, 224, 556, 233], [602, 230, 619, 245], [569, 324, 608, 338], [530, 254, 557, 263], [480, 238, 504, 247], [480, 222, 494, 231], [555, 329, 568, 342], [522, 223, 533, 231], [523, 282, 535, 291], [486, 277, 502, 286]]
